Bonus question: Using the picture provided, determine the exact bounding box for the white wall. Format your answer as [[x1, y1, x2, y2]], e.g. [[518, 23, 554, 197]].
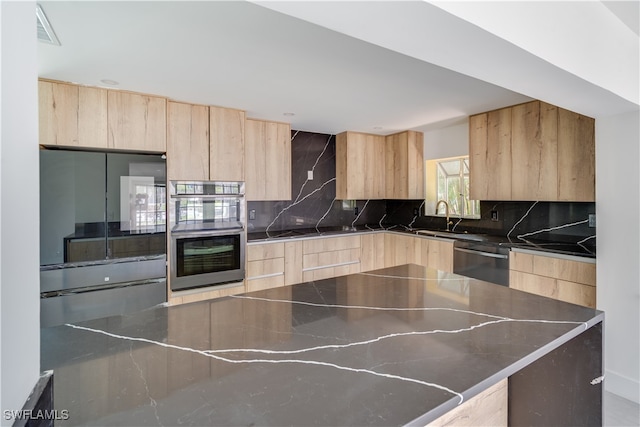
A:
[[423, 120, 469, 161], [0, 0, 40, 419], [596, 110, 640, 403]]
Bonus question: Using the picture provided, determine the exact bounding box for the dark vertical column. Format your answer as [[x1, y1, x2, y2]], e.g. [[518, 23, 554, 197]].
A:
[[509, 322, 603, 426]]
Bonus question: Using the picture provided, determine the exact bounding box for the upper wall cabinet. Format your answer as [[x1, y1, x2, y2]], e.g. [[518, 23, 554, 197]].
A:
[[245, 118, 291, 201], [39, 80, 167, 153], [336, 130, 424, 200], [166, 103, 246, 181], [107, 91, 166, 152], [385, 130, 425, 199], [469, 100, 595, 202], [167, 101, 210, 180], [209, 106, 245, 182], [336, 131, 386, 200], [39, 80, 108, 148]]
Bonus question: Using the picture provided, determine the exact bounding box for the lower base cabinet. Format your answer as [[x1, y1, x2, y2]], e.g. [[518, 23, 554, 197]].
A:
[[428, 379, 508, 427], [509, 250, 596, 308]]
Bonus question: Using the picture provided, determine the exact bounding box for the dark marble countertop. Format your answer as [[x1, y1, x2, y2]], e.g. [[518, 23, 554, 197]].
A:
[[41, 264, 602, 426], [247, 226, 596, 258]]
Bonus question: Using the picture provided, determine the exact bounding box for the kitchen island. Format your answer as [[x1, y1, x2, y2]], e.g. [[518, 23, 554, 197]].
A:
[[41, 264, 603, 426]]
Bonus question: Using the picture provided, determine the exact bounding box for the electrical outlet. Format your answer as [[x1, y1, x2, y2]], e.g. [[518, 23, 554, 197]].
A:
[[490, 210, 499, 221], [588, 214, 596, 228], [249, 209, 256, 220], [413, 208, 419, 216], [354, 206, 359, 216], [307, 170, 313, 180]]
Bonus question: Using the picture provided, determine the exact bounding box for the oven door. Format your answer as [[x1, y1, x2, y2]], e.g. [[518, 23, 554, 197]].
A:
[[170, 229, 245, 291]]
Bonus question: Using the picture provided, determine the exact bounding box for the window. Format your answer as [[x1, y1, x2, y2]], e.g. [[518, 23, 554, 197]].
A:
[[427, 156, 479, 218]]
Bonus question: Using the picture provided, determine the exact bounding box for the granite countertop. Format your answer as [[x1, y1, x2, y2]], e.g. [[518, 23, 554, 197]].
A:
[[41, 264, 602, 426], [247, 226, 596, 258]]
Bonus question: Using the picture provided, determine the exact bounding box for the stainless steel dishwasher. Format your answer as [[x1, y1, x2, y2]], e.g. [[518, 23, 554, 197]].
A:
[[453, 240, 510, 286]]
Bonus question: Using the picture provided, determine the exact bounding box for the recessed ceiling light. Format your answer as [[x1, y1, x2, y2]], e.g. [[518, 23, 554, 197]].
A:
[[283, 112, 295, 117], [373, 126, 383, 130], [100, 79, 119, 86]]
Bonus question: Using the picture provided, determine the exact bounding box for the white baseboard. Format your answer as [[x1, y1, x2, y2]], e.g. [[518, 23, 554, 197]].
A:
[[605, 369, 640, 404]]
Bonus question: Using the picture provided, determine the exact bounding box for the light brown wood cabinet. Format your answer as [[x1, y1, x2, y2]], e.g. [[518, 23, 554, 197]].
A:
[[209, 106, 245, 181], [509, 250, 596, 308], [167, 102, 246, 181], [167, 101, 210, 180], [245, 118, 291, 201], [107, 90, 166, 152], [302, 235, 361, 281], [360, 232, 386, 272], [39, 80, 108, 148], [469, 100, 595, 201], [246, 242, 286, 292], [384, 233, 454, 272], [336, 131, 386, 199], [385, 130, 425, 199]]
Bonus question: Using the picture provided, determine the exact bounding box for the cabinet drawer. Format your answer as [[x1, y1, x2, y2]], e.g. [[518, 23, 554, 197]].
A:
[[246, 275, 285, 292], [303, 235, 361, 254], [302, 262, 360, 282], [247, 242, 285, 261], [303, 248, 360, 270], [247, 258, 285, 279]]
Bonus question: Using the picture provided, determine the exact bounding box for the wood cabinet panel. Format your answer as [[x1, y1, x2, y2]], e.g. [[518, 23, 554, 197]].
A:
[[247, 258, 285, 279], [423, 239, 454, 273], [360, 233, 385, 272], [303, 248, 360, 270], [511, 101, 558, 200], [531, 255, 596, 286], [557, 108, 595, 201], [385, 130, 424, 199], [209, 106, 245, 181], [470, 100, 594, 202], [39, 80, 108, 148], [107, 91, 166, 152], [510, 251, 596, 307], [284, 241, 304, 286], [336, 131, 385, 199], [247, 242, 285, 262], [469, 113, 489, 201], [167, 101, 209, 180], [510, 270, 558, 299], [245, 119, 291, 201], [384, 233, 421, 268], [486, 108, 512, 200], [302, 235, 361, 254]]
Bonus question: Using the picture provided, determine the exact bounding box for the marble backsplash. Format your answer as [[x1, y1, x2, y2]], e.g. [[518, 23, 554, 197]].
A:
[[248, 129, 596, 248], [247, 131, 386, 234], [386, 200, 596, 247]]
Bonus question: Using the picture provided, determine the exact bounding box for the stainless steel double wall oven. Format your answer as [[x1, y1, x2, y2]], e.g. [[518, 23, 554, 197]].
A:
[[169, 181, 246, 291]]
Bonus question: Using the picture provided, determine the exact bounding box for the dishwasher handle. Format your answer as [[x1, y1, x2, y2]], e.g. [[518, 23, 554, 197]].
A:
[[454, 247, 509, 259]]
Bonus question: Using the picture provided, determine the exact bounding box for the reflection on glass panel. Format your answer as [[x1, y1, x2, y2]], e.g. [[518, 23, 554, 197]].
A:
[[40, 150, 107, 265], [39, 149, 166, 267]]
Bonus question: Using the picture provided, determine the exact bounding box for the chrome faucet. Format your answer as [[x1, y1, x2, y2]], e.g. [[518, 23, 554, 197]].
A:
[[436, 200, 451, 231]]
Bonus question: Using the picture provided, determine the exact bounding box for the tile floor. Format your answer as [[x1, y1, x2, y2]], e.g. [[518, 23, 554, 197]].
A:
[[604, 391, 640, 426]]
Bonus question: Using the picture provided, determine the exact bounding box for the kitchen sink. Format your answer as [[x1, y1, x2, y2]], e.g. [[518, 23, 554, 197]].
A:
[[414, 229, 488, 242]]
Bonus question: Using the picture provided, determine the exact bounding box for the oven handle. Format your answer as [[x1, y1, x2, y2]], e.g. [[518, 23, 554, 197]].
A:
[[171, 228, 245, 239], [454, 247, 509, 259]]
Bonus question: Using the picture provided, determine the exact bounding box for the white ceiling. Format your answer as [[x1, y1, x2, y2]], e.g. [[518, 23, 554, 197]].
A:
[[37, 1, 638, 136]]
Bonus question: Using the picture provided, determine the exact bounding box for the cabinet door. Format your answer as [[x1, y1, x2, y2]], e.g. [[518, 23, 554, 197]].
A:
[[385, 131, 424, 199], [360, 233, 385, 272], [107, 91, 166, 152], [245, 119, 291, 201], [511, 101, 558, 201], [558, 108, 595, 201], [210, 106, 245, 181], [469, 109, 512, 200], [39, 80, 108, 148], [167, 101, 209, 180], [336, 131, 385, 199]]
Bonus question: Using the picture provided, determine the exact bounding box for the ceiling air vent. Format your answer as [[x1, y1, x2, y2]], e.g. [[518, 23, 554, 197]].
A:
[[36, 4, 60, 46]]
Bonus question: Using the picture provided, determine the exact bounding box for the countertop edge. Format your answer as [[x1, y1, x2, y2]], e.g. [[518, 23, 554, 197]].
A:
[[407, 311, 605, 426]]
